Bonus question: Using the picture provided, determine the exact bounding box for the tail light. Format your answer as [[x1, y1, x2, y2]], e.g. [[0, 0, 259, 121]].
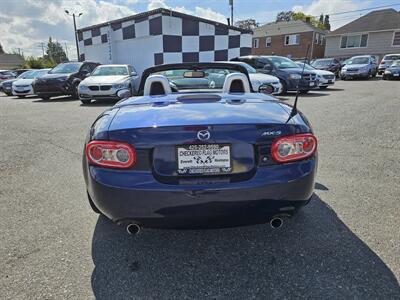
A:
[[271, 133, 317, 163], [85, 141, 136, 169]]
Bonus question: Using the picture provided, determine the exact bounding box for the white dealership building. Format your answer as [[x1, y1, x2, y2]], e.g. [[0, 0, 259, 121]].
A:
[[76, 8, 252, 74]]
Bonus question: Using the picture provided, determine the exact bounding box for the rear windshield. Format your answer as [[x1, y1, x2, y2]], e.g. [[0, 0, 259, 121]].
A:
[[390, 60, 400, 67], [154, 67, 245, 92], [311, 59, 332, 67], [384, 55, 400, 61], [347, 57, 369, 65], [21, 70, 48, 79], [49, 63, 82, 74], [92, 66, 128, 76]]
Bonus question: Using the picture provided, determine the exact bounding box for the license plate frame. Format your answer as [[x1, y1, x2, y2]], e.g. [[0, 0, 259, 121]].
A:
[[176, 144, 232, 176]]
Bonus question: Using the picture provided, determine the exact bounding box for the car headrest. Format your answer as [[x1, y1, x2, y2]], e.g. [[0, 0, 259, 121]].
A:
[[143, 74, 172, 96], [222, 73, 251, 94]]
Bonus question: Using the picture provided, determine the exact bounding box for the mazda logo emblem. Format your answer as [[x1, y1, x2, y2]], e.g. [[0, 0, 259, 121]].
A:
[[197, 130, 211, 141]]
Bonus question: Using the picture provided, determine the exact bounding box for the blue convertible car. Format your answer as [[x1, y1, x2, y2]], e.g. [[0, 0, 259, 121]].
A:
[[83, 63, 317, 232]]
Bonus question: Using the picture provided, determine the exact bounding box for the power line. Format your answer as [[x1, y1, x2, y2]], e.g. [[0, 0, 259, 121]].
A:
[[328, 3, 400, 16]]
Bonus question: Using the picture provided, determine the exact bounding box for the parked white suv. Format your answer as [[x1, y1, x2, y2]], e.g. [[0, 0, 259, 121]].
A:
[[78, 64, 139, 104]]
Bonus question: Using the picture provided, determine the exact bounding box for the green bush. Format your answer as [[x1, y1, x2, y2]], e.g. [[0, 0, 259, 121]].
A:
[[22, 56, 57, 69]]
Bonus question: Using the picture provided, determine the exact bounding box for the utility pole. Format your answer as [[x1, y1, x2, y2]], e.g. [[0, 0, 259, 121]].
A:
[[229, 0, 234, 25], [65, 10, 83, 61], [64, 42, 69, 61], [40, 43, 45, 57]]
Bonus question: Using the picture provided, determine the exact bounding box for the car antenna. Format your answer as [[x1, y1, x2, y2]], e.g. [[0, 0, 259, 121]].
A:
[[286, 44, 311, 124]]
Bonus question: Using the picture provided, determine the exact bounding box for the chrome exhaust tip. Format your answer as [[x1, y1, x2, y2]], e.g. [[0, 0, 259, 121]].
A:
[[126, 223, 141, 235], [270, 217, 283, 229]]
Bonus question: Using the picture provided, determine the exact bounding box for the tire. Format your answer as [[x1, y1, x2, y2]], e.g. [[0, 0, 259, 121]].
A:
[[372, 70, 377, 78], [81, 99, 91, 105], [382, 75, 387, 80], [71, 82, 79, 100], [87, 192, 101, 214], [279, 79, 287, 95], [17, 95, 25, 98], [319, 86, 328, 90], [299, 90, 309, 94], [5, 92, 12, 96]]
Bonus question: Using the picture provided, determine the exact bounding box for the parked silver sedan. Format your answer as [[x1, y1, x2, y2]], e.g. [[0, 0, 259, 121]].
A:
[[78, 64, 139, 104]]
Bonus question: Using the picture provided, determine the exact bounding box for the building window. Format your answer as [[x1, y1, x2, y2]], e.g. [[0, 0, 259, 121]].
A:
[[285, 34, 300, 45], [265, 36, 271, 47], [393, 31, 400, 46], [340, 34, 368, 48], [320, 34, 325, 45], [314, 33, 319, 44], [253, 38, 259, 48]]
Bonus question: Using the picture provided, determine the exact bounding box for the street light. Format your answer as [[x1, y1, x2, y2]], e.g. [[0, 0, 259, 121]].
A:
[[65, 10, 83, 61]]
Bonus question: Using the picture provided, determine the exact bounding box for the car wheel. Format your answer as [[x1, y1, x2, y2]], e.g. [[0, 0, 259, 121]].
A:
[[81, 99, 92, 105], [87, 192, 101, 214], [5, 92, 12, 96], [71, 82, 79, 100], [17, 95, 25, 98], [319, 86, 328, 90], [279, 80, 287, 95], [382, 75, 387, 80]]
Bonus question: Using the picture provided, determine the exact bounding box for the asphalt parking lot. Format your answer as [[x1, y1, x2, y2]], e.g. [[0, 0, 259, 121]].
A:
[[1, 79, 399, 299]]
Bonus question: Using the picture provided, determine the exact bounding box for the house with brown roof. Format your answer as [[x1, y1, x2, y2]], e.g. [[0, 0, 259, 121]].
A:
[[325, 9, 400, 61], [0, 54, 24, 69], [251, 20, 328, 60]]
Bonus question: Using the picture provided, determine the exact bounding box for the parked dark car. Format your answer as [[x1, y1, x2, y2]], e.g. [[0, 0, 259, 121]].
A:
[[11, 69, 32, 77], [1, 70, 33, 96], [231, 55, 318, 94], [383, 60, 400, 80], [311, 58, 342, 77], [32, 62, 100, 100], [83, 62, 318, 231]]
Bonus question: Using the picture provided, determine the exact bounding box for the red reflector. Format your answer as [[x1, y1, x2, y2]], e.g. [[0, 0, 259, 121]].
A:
[[85, 141, 136, 169], [271, 133, 317, 163]]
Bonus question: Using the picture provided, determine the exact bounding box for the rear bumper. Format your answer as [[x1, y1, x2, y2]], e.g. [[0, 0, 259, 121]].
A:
[[84, 157, 317, 228], [286, 80, 318, 91]]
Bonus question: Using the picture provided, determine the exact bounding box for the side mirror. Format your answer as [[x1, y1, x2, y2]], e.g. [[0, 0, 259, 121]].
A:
[[131, 71, 137, 76], [82, 72, 90, 78], [263, 65, 273, 73]]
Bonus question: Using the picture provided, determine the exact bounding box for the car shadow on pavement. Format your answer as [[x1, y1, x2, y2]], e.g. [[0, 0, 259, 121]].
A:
[[80, 100, 118, 107], [32, 96, 77, 103], [90, 194, 400, 299]]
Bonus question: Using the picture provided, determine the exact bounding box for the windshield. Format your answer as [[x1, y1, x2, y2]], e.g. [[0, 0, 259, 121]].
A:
[[295, 63, 315, 71], [269, 57, 299, 69], [153, 67, 247, 92], [384, 55, 400, 61], [91, 66, 128, 76], [49, 63, 82, 74], [347, 57, 369, 65], [18, 70, 35, 78], [233, 62, 256, 73], [311, 59, 332, 67], [22, 70, 48, 79]]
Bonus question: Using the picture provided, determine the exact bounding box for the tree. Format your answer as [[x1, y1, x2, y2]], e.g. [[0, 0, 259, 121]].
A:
[[44, 37, 68, 63], [276, 11, 294, 22], [22, 56, 57, 69], [235, 19, 259, 30], [324, 15, 331, 30], [319, 14, 324, 25], [0, 43, 4, 54]]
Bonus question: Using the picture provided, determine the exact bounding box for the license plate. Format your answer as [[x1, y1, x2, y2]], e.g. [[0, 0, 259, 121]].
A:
[[309, 82, 315, 86], [394, 74, 399, 77], [177, 144, 232, 175], [328, 80, 333, 83]]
